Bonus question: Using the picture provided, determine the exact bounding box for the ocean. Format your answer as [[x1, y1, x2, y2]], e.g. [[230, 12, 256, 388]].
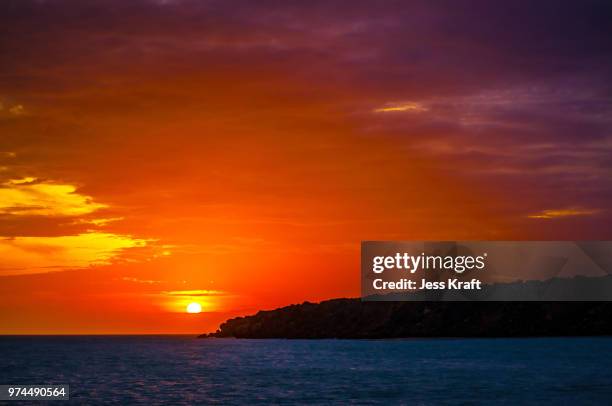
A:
[[1, 336, 611, 404]]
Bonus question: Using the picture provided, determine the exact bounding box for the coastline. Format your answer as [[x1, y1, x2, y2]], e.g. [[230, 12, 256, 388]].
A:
[[201, 299, 612, 339]]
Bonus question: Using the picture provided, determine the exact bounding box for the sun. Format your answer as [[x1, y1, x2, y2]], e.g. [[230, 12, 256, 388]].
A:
[[186, 302, 202, 314]]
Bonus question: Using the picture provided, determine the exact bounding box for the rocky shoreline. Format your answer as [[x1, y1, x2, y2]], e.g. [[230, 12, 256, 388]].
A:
[[200, 299, 612, 339]]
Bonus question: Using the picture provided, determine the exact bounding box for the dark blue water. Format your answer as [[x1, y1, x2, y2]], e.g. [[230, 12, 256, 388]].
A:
[[1, 336, 612, 405]]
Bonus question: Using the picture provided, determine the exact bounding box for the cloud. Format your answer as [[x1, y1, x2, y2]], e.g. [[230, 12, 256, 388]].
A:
[[0, 0, 611, 242], [120, 276, 161, 284], [0, 176, 167, 274], [0, 178, 107, 217], [164, 289, 226, 297], [373, 102, 428, 113], [0, 232, 147, 275], [0, 102, 26, 117], [527, 208, 600, 219], [8, 104, 25, 116], [72, 217, 124, 227]]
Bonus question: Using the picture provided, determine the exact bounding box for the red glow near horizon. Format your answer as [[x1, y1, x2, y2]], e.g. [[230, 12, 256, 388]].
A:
[[1, 1, 611, 334]]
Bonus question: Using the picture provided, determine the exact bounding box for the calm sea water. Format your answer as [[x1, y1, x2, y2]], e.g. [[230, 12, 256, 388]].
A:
[[1, 336, 612, 404]]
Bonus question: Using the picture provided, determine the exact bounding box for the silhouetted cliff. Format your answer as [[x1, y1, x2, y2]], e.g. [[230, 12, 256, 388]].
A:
[[201, 300, 612, 338]]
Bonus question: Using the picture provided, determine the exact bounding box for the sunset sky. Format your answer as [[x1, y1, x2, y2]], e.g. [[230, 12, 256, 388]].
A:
[[1, 0, 612, 333]]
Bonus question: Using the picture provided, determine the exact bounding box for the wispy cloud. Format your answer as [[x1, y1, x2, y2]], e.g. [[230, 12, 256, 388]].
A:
[[164, 289, 226, 297], [73, 217, 124, 227], [120, 276, 162, 285], [0, 178, 107, 217], [0, 232, 147, 275], [373, 102, 428, 113], [527, 208, 600, 219], [0, 102, 26, 117], [8, 104, 25, 116]]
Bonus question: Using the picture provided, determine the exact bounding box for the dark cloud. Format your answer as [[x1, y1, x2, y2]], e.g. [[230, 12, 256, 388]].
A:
[[2, 0, 611, 91]]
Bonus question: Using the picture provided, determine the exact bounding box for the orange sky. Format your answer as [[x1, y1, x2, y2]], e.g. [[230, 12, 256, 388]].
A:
[[1, 1, 611, 333]]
